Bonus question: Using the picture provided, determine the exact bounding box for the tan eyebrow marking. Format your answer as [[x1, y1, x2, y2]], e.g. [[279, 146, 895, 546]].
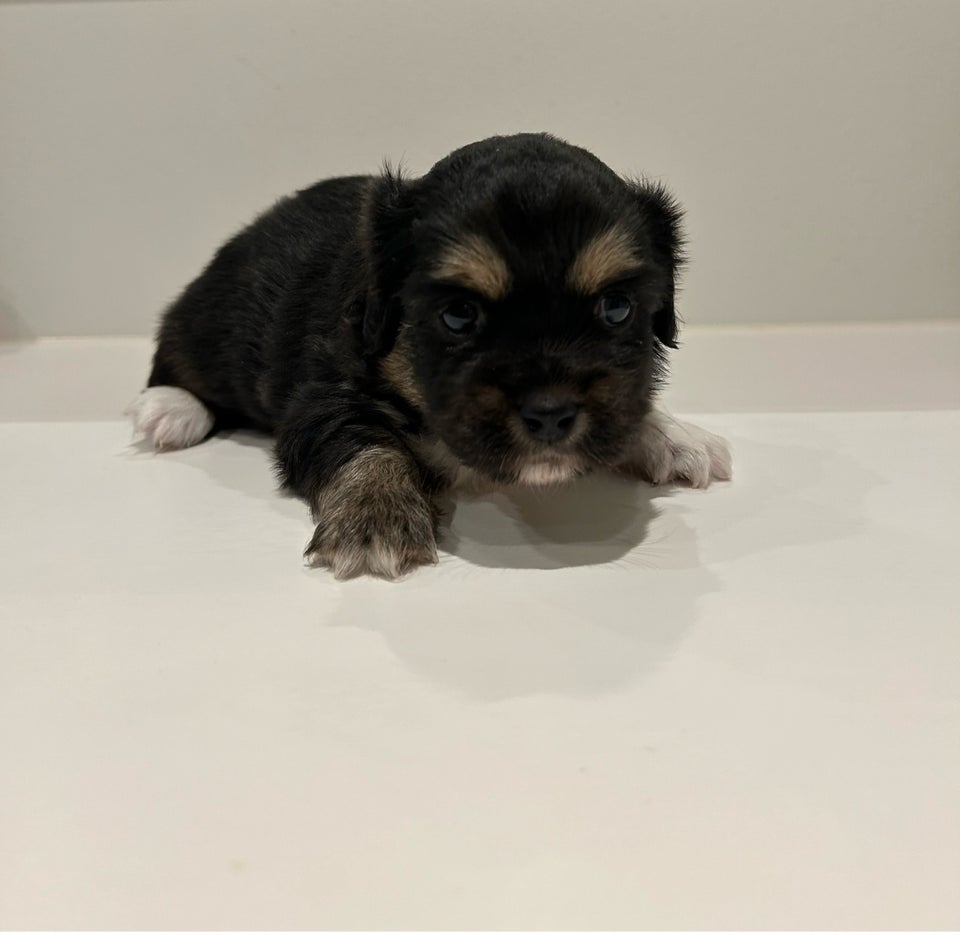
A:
[[567, 226, 642, 294], [431, 234, 511, 301]]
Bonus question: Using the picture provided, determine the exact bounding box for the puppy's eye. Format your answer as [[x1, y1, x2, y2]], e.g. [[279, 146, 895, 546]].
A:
[[597, 293, 633, 327], [441, 301, 479, 334]]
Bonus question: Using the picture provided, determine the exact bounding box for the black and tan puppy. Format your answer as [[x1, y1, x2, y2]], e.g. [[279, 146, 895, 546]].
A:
[[130, 133, 731, 578]]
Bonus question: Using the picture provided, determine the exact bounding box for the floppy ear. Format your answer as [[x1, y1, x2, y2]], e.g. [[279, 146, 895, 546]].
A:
[[361, 167, 420, 357], [630, 180, 685, 348]]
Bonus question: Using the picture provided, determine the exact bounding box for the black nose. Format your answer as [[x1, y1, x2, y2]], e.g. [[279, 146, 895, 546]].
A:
[[519, 394, 581, 443]]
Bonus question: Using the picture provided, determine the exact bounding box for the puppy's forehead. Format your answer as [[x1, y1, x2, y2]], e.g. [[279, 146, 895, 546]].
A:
[[423, 139, 651, 299], [424, 161, 642, 296], [430, 220, 640, 300]]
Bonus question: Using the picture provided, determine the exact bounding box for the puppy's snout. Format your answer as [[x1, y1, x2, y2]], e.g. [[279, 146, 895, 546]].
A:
[[519, 392, 581, 443]]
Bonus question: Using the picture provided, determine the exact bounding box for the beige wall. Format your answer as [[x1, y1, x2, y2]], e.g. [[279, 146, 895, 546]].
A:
[[1, 0, 958, 338]]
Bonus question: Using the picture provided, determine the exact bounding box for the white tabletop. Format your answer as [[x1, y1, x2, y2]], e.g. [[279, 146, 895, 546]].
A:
[[1, 328, 959, 929]]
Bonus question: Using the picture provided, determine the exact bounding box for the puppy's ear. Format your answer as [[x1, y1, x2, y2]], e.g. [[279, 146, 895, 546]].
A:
[[630, 180, 685, 348], [361, 166, 419, 357]]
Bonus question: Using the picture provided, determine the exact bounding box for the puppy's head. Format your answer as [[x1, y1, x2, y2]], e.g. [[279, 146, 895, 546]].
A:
[[368, 133, 683, 486]]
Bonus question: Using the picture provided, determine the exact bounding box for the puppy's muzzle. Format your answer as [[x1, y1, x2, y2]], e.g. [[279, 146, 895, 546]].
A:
[[518, 390, 581, 444]]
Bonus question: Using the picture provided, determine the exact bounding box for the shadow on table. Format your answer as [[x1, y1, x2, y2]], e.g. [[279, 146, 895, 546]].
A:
[[437, 474, 680, 570], [333, 473, 717, 700], [130, 428, 710, 700], [125, 423, 877, 702]]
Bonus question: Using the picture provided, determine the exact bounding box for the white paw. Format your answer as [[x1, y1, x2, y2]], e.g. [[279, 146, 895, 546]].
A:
[[628, 408, 732, 489], [127, 386, 214, 451]]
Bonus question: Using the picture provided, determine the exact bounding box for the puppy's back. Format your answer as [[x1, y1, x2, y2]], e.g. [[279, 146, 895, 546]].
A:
[[148, 175, 372, 428]]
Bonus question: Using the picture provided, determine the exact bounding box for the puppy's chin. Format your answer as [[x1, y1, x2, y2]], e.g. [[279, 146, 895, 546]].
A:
[[414, 432, 586, 489], [515, 454, 583, 487]]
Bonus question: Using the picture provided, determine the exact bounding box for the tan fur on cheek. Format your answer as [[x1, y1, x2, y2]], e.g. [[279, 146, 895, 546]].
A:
[[432, 234, 511, 301], [567, 226, 641, 294], [474, 384, 509, 414], [380, 326, 425, 409], [410, 435, 493, 494], [587, 375, 617, 407]]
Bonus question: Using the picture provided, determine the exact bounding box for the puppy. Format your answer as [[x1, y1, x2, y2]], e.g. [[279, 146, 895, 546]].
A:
[[130, 133, 731, 578]]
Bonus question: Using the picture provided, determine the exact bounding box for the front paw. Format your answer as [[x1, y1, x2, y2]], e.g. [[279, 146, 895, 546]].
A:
[[305, 447, 439, 579], [624, 408, 732, 489]]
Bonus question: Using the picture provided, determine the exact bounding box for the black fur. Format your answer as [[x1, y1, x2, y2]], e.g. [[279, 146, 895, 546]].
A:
[[145, 133, 686, 574]]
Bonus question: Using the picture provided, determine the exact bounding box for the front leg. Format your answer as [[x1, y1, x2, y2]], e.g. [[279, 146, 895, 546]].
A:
[[307, 445, 440, 579], [275, 383, 441, 579], [619, 404, 732, 489]]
